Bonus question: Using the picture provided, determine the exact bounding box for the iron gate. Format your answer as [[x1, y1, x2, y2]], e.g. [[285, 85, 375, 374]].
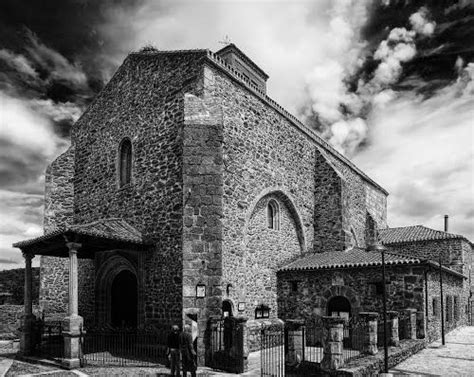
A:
[[260, 324, 285, 377], [208, 318, 245, 373]]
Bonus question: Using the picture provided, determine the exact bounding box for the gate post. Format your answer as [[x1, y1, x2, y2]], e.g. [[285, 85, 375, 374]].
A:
[[285, 319, 305, 369], [387, 311, 399, 346], [20, 252, 35, 356], [321, 316, 345, 371], [359, 312, 378, 355], [402, 309, 417, 340], [233, 316, 248, 373]]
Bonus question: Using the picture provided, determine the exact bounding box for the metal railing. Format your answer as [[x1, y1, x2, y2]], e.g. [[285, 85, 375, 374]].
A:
[[342, 318, 364, 362], [80, 326, 168, 367]]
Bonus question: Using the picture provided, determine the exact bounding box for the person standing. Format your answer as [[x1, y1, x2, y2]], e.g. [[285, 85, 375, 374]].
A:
[[167, 325, 181, 377], [179, 324, 197, 377]]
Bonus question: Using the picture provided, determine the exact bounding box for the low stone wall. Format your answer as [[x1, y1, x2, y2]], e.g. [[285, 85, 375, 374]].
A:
[[247, 318, 284, 352], [338, 339, 427, 377], [0, 305, 40, 338]]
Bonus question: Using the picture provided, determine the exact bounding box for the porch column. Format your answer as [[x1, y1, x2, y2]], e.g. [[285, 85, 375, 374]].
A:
[[20, 252, 35, 356], [62, 242, 83, 369]]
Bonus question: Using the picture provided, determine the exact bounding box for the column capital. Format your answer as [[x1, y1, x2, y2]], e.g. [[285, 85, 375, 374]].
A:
[[22, 251, 34, 261], [66, 242, 82, 253]]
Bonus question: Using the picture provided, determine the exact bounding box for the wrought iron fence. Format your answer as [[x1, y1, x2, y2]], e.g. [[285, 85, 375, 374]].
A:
[[303, 319, 324, 363], [208, 318, 245, 374], [34, 320, 64, 361], [261, 324, 285, 377], [80, 325, 168, 367], [342, 317, 364, 362]]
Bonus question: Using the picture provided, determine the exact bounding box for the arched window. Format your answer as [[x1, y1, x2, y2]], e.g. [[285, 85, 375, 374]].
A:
[[118, 138, 132, 187], [267, 199, 280, 230]]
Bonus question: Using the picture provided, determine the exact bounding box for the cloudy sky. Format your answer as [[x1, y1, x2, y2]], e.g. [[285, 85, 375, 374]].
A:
[[0, 0, 473, 270]]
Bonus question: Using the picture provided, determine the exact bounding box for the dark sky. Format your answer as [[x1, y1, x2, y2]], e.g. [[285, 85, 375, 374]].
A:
[[0, 0, 472, 269]]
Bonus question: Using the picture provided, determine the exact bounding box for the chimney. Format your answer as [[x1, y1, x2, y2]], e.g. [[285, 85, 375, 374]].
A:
[[444, 215, 449, 232]]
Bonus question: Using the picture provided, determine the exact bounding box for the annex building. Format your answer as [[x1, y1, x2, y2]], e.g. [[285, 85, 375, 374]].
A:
[[13, 44, 472, 369]]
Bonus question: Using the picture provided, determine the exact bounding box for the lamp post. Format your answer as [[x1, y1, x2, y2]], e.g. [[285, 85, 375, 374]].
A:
[[368, 241, 389, 374], [439, 255, 445, 346]]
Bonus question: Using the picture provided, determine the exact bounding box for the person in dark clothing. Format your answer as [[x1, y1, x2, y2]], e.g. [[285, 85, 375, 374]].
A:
[[179, 325, 197, 377], [167, 325, 181, 377]]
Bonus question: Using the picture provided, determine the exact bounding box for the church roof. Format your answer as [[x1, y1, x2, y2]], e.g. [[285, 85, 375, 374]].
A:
[[279, 248, 421, 272], [13, 218, 147, 249], [379, 225, 466, 245]]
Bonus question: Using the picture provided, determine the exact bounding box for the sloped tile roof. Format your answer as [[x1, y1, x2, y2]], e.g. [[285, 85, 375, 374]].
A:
[[379, 225, 465, 245], [279, 248, 421, 272], [13, 218, 146, 248]]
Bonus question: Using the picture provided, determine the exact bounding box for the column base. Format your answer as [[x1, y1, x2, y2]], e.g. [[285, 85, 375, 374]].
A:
[[62, 358, 81, 369], [19, 314, 36, 356], [62, 315, 83, 362]]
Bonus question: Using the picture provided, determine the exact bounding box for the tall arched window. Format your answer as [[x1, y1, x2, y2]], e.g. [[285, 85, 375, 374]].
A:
[[118, 138, 132, 187], [267, 199, 280, 230]]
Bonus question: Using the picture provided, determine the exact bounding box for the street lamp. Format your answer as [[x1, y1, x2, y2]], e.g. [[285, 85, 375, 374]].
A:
[[368, 241, 389, 374]]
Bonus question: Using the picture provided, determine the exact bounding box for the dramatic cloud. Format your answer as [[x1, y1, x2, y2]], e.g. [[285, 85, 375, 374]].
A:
[[354, 61, 474, 239], [0, 0, 472, 269]]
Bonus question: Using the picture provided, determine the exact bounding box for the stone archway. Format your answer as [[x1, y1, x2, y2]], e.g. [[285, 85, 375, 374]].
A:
[[321, 285, 361, 318], [95, 253, 141, 327], [327, 296, 351, 319]]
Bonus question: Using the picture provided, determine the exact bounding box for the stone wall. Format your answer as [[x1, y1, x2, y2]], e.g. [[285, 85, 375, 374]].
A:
[[277, 266, 428, 321], [194, 61, 389, 323], [70, 51, 206, 326], [386, 238, 471, 276], [425, 269, 468, 341], [41, 146, 75, 316], [0, 305, 40, 337], [182, 92, 225, 362]]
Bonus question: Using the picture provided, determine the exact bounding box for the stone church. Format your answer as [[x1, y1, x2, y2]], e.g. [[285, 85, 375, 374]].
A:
[[14, 44, 472, 366]]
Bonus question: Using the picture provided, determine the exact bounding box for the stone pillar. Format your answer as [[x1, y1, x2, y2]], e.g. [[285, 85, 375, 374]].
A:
[[62, 242, 83, 369], [285, 319, 305, 368], [233, 316, 248, 373], [402, 309, 417, 340], [387, 311, 399, 347], [321, 316, 345, 371], [359, 312, 378, 355], [20, 252, 35, 356], [416, 311, 426, 339]]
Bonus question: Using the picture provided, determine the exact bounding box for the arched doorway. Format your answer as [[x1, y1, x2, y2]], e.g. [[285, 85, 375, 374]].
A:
[[222, 300, 233, 318], [327, 296, 351, 320], [111, 270, 137, 327]]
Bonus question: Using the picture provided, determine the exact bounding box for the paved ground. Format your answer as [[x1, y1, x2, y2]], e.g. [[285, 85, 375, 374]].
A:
[[390, 326, 474, 376]]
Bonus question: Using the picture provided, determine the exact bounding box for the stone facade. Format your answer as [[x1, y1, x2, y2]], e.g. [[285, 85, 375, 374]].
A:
[[277, 264, 468, 342], [278, 266, 428, 321], [30, 46, 471, 366]]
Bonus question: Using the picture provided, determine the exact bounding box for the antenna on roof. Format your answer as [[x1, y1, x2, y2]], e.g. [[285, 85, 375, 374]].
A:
[[218, 35, 232, 46]]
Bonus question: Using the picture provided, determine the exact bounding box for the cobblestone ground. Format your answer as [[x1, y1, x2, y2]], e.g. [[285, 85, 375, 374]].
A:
[[390, 326, 474, 376]]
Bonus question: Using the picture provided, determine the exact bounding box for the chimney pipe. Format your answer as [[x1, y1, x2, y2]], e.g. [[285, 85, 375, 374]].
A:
[[444, 215, 449, 232]]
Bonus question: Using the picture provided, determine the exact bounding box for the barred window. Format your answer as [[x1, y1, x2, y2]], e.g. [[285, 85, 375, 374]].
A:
[[267, 199, 280, 230], [118, 138, 132, 187]]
